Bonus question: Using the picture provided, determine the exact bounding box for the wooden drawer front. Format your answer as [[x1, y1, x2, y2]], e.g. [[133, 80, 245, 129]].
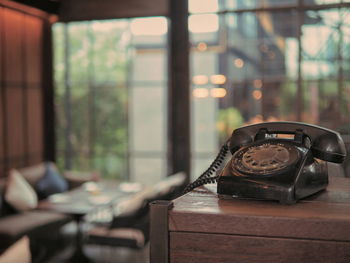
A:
[[170, 232, 350, 263]]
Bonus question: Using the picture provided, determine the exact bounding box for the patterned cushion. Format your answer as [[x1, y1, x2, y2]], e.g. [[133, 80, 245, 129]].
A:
[[4, 170, 38, 211]]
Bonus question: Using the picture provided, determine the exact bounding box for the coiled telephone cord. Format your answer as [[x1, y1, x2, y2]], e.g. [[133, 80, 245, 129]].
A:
[[182, 141, 230, 194]]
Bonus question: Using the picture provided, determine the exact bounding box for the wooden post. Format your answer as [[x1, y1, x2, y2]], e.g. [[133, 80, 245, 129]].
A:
[[168, 0, 190, 181], [150, 200, 174, 263], [296, 0, 304, 121], [42, 18, 56, 162]]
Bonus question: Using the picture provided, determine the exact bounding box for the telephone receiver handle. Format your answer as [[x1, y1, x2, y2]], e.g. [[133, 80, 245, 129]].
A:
[[229, 121, 346, 163]]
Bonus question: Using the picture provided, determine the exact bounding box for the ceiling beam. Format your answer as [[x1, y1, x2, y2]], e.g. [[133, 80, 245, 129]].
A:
[[11, 0, 59, 14], [59, 0, 168, 22]]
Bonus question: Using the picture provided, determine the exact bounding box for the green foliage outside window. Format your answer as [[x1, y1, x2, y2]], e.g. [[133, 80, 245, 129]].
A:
[[54, 21, 130, 179]]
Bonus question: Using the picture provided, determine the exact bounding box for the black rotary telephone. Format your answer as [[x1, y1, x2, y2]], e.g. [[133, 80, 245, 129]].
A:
[[184, 122, 346, 204]]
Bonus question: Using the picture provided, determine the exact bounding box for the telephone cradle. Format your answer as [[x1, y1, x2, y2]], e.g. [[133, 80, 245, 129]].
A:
[[216, 122, 346, 204]]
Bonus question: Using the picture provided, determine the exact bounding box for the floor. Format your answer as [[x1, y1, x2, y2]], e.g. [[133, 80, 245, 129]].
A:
[[44, 222, 150, 263], [47, 243, 150, 263]]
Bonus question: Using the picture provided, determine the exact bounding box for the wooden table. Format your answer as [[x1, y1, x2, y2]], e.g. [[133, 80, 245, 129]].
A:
[[150, 176, 350, 263]]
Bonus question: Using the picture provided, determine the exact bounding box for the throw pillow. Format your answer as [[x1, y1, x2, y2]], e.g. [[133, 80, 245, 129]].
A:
[[4, 169, 38, 211], [36, 163, 68, 199], [18, 163, 46, 188]]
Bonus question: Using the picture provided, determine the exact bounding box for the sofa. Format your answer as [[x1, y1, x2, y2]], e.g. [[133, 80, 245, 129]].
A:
[[0, 236, 31, 263], [0, 206, 71, 262], [0, 163, 80, 263]]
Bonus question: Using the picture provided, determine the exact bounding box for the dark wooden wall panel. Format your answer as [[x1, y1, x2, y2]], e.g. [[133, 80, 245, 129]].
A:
[[27, 154, 43, 166], [3, 7, 25, 171], [4, 8, 23, 83], [5, 87, 25, 168], [25, 14, 44, 162], [25, 15, 42, 84], [0, 6, 4, 175], [0, 89, 4, 174], [27, 87, 43, 156], [0, 6, 2, 84], [0, 2, 51, 177]]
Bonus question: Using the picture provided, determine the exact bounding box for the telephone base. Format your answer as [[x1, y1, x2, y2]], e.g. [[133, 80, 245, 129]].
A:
[[217, 194, 297, 204], [217, 177, 298, 205], [217, 171, 328, 205], [217, 136, 330, 205]]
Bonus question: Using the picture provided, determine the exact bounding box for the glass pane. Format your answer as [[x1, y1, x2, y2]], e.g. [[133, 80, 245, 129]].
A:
[[190, 4, 350, 178], [94, 154, 127, 180], [189, 14, 220, 44], [191, 52, 218, 76], [226, 11, 299, 121], [130, 17, 168, 47], [224, 0, 298, 10], [192, 93, 218, 153], [54, 20, 131, 180], [68, 23, 90, 84], [54, 85, 65, 156], [311, 0, 342, 4], [302, 10, 340, 80], [130, 17, 168, 36], [191, 156, 217, 181], [189, 0, 219, 14], [130, 157, 166, 185], [128, 17, 168, 183], [94, 83, 128, 178], [301, 8, 350, 132], [54, 17, 167, 181], [90, 20, 129, 84], [189, 14, 219, 33], [131, 51, 167, 82], [55, 83, 90, 172], [129, 86, 166, 152], [278, 80, 298, 120], [53, 24, 64, 85], [69, 83, 90, 167]]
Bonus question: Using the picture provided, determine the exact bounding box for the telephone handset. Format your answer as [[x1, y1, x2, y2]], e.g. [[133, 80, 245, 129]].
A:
[[184, 122, 346, 204]]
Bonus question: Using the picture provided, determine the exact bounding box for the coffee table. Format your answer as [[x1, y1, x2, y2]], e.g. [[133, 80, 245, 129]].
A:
[[37, 181, 143, 262]]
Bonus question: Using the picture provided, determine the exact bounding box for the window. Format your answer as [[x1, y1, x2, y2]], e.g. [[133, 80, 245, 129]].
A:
[[189, 0, 350, 178], [54, 18, 168, 183], [54, 1, 350, 182]]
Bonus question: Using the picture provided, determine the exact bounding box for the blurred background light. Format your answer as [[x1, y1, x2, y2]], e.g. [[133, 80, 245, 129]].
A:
[[193, 88, 209, 98], [189, 14, 219, 33], [193, 75, 209, 85], [189, 0, 218, 14], [130, 17, 168, 36], [210, 88, 227, 98], [253, 79, 263, 89], [197, 42, 208, 51], [210, 74, 226, 85], [234, 58, 244, 68], [252, 90, 262, 100]]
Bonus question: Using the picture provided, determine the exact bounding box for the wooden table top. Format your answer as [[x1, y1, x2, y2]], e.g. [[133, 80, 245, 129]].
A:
[[169, 176, 350, 242]]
